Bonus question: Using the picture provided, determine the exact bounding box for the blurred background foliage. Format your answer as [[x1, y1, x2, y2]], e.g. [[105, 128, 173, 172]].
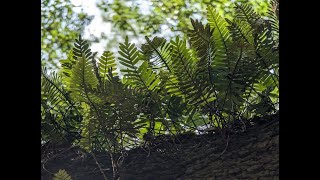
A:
[[41, 0, 93, 70], [98, 0, 270, 35], [42, 0, 272, 70]]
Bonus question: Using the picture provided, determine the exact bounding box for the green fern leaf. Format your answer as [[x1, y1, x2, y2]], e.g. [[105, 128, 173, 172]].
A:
[[72, 35, 92, 61], [234, 3, 260, 26], [265, 0, 279, 42], [141, 36, 173, 72], [226, 18, 254, 45], [98, 50, 118, 83], [170, 37, 216, 106], [207, 6, 231, 70], [188, 19, 214, 61], [69, 54, 99, 103], [253, 25, 279, 89], [59, 51, 76, 78], [79, 104, 95, 153], [119, 36, 161, 92], [53, 169, 72, 180], [41, 67, 75, 112]]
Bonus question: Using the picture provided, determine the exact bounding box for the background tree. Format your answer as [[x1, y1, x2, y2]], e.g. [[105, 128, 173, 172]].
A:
[[97, 0, 271, 37], [41, 0, 92, 70]]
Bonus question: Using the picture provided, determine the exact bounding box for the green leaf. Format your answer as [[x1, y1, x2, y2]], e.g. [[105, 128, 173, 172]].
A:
[[53, 169, 72, 180]]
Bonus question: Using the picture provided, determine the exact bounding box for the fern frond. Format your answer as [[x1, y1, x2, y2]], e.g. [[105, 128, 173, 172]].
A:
[[119, 37, 180, 136], [59, 50, 76, 78], [72, 35, 93, 61], [41, 66, 83, 144], [226, 18, 254, 45], [41, 67, 74, 110], [207, 6, 231, 71], [187, 18, 219, 115], [163, 95, 186, 128], [141, 36, 173, 72], [163, 74, 183, 97], [188, 19, 214, 62], [98, 50, 118, 84], [234, 3, 260, 26], [79, 104, 95, 152], [119, 36, 161, 92], [83, 69, 156, 150], [227, 3, 279, 104], [170, 37, 216, 107], [53, 169, 72, 180], [253, 27, 279, 89], [69, 54, 99, 103], [266, 1, 279, 41]]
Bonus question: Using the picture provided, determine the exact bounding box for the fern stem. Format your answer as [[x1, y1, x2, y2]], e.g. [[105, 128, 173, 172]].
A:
[[221, 46, 244, 127], [91, 152, 108, 180]]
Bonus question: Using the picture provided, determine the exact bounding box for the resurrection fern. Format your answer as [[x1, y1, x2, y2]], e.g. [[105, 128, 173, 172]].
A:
[[68, 37, 144, 153], [98, 50, 118, 84], [254, 28, 279, 88], [235, 3, 261, 26], [119, 36, 180, 135], [207, 6, 231, 71], [78, 103, 95, 152], [53, 169, 72, 180], [72, 35, 93, 60], [59, 50, 76, 78], [97, 75, 147, 150], [188, 18, 225, 126], [266, 0, 279, 42], [226, 18, 254, 45], [188, 18, 216, 93], [206, 7, 232, 118], [42, 1, 279, 177], [41, 67, 71, 110], [169, 36, 217, 115], [141, 36, 173, 72], [223, 3, 278, 120], [41, 67, 80, 143], [119, 36, 161, 92], [69, 55, 99, 102], [188, 19, 214, 74]]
